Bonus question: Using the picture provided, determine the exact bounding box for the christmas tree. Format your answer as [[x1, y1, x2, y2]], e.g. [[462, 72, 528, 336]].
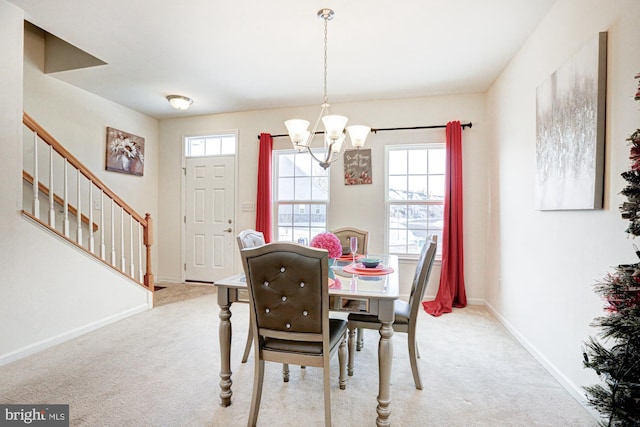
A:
[[582, 73, 640, 427]]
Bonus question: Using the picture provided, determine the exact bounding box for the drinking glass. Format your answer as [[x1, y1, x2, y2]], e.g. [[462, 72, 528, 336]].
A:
[[350, 236, 358, 265]]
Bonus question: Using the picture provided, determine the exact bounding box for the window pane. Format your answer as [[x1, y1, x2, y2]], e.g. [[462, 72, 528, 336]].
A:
[[278, 177, 294, 200], [388, 176, 407, 200], [388, 150, 407, 175], [408, 149, 427, 175], [429, 148, 445, 174], [279, 153, 295, 177], [407, 175, 428, 199], [311, 176, 329, 200], [277, 204, 293, 226], [189, 138, 205, 157], [295, 152, 313, 177], [221, 136, 235, 154], [294, 177, 312, 199], [428, 175, 445, 200]]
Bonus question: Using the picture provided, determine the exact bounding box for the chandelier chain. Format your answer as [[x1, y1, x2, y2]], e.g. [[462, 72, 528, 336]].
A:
[[323, 16, 328, 105]]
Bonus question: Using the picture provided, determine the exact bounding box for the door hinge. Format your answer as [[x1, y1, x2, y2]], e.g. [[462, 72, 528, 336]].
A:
[[184, 263, 186, 271], [184, 215, 186, 223], [183, 167, 186, 176]]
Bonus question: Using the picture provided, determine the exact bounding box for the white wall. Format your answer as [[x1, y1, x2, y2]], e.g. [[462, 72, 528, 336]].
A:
[[158, 94, 488, 300], [0, 0, 157, 365], [486, 0, 640, 407]]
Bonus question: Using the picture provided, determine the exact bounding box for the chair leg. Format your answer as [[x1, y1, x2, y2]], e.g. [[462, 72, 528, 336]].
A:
[[407, 330, 423, 390], [248, 359, 265, 426], [339, 332, 347, 390], [347, 327, 356, 376], [282, 363, 290, 382], [241, 328, 253, 363], [356, 328, 364, 351], [323, 355, 332, 427]]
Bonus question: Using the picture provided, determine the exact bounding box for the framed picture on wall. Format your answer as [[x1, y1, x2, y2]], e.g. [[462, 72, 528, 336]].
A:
[[344, 149, 372, 185], [105, 127, 145, 176], [534, 32, 607, 210]]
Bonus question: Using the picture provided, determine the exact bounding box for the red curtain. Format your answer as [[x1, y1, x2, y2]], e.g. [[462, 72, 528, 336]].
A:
[[423, 121, 467, 316], [256, 133, 273, 243]]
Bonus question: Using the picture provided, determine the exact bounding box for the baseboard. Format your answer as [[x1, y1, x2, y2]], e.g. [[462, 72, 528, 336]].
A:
[[0, 303, 149, 367], [156, 276, 182, 284], [483, 301, 599, 420]]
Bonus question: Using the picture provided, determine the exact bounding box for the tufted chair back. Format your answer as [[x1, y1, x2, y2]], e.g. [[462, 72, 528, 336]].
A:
[[242, 243, 328, 338], [331, 227, 369, 255], [236, 229, 266, 250]]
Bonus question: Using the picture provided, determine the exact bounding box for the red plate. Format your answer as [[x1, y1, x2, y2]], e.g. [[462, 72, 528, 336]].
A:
[[343, 264, 394, 276], [337, 254, 364, 262], [352, 262, 385, 272]]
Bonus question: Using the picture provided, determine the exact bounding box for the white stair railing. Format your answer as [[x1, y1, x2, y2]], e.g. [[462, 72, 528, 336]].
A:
[[21, 112, 154, 291]]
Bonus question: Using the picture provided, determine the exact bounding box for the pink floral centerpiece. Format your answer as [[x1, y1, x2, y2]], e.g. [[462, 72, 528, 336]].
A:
[[310, 232, 342, 284], [310, 232, 342, 259]]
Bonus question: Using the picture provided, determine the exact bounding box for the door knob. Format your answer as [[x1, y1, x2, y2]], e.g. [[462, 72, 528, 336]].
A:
[[223, 228, 232, 233]]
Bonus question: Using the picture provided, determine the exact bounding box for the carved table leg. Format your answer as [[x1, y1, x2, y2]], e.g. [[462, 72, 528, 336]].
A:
[[348, 327, 356, 376], [376, 321, 393, 427], [218, 301, 233, 406]]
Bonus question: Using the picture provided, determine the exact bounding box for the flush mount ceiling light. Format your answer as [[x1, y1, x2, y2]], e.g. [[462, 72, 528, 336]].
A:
[[166, 95, 193, 110], [285, 8, 370, 170]]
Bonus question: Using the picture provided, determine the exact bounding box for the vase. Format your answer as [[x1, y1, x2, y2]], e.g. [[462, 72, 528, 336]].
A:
[[328, 258, 336, 280]]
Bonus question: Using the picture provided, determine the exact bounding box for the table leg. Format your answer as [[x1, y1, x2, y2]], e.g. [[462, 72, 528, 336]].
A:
[[218, 301, 233, 406], [376, 321, 393, 427]]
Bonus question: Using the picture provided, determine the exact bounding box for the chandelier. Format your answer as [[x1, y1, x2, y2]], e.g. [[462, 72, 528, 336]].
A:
[[285, 8, 370, 169]]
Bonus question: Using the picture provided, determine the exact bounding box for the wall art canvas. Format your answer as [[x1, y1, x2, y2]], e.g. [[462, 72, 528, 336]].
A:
[[106, 127, 145, 176], [535, 32, 607, 210], [344, 149, 372, 185]]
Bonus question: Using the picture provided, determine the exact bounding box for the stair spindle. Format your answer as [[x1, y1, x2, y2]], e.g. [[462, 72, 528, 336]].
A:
[[32, 131, 39, 216], [63, 159, 69, 237], [76, 169, 82, 245], [48, 145, 55, 227]]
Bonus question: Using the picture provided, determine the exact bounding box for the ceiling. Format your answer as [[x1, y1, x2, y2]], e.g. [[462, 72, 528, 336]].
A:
[[10, 0, 557, 120]]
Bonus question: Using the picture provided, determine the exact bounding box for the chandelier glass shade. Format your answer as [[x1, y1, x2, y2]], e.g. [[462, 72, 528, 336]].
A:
[[285, 8, 370, 170]]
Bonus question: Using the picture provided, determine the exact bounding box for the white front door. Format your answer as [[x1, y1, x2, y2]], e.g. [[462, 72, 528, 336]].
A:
[[184, 155, 235, 282]]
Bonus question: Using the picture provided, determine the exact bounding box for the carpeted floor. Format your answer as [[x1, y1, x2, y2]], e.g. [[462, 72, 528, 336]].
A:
[[0, 283, 599, 426]]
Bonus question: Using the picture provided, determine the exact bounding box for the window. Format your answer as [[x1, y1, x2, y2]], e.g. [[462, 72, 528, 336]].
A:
[[185, 133, 236, 157], [274, 150, 329, 243], [386, 144, 444, 257]]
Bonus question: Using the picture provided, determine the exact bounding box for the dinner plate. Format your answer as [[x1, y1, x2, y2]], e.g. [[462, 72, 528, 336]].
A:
[[337, 254, 364, 262], [353, 262, 385, 272], [343, 264, 394, 276]]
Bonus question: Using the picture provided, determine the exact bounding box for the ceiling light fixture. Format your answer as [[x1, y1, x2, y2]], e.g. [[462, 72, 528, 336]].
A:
[[166, 95, 193, 110], [285, 8, 370, 169]]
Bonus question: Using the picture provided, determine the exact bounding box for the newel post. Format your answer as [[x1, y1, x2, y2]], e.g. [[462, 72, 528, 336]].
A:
[[144, 213, 154, 291]]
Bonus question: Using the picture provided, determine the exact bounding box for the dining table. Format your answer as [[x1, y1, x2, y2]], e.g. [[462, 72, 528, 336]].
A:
[[214, 253, 400, 427]]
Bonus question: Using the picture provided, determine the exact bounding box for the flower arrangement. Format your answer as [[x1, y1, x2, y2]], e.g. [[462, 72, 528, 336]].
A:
[[310, 232, 342, 259]]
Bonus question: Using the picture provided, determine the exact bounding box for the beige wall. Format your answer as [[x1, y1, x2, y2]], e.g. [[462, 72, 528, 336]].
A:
[[158, 94, 488, 300], [486, 0, 640, 406]]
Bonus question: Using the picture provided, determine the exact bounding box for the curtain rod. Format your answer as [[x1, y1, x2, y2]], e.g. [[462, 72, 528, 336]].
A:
[[257, 122, 472, 139]]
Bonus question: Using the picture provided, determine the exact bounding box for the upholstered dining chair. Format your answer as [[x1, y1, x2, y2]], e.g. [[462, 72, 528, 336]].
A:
[[240, 242, 348, 427], [331, 226, 369, 256], [331, 226, 370, 350], [347, 235, 437, 390], [236, 229, 266, 364]]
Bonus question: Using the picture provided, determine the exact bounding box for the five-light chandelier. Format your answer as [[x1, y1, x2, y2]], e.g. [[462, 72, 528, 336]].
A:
[[285, 8, 370, 169]]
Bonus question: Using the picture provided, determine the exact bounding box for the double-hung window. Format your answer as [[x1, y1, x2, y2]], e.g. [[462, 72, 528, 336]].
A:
[[386, 144, 445, 257], [274, 149, 329, 243]]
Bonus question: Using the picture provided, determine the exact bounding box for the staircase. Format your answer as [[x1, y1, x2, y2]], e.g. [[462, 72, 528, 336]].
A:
[[21, 113, 154, 291]]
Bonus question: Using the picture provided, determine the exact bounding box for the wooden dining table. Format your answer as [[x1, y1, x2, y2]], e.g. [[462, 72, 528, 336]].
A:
[[214, 254, 400, 427]]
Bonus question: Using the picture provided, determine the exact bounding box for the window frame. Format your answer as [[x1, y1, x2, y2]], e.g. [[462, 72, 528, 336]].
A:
[[184, 132, 237, 158], [384, 143, 445, 259], [272, 148, 330, 243]]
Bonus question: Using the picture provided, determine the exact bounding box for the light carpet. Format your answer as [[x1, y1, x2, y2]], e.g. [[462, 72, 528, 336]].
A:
[[0, 283, 599, 426]]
